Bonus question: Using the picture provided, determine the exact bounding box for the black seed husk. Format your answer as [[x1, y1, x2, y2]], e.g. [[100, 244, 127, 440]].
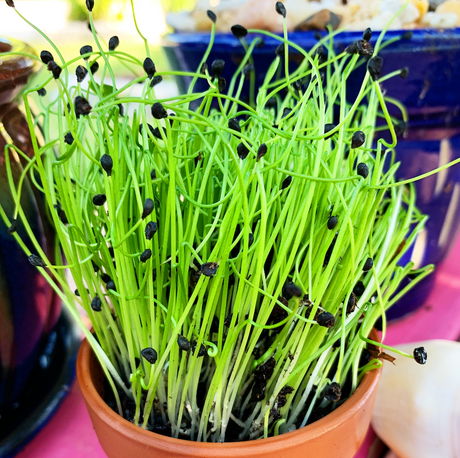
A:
[[325, 382, 341, 401], [282, 107, 292, 119], [140, 249, 152, 263], [363, 27, 372, 42], [139, 123, 154, 138], [352, 131, 366, 149], [217, 77, 226, 93], [282, 176, 292, 190], [76, 65, 88, 83], [257, 143, 267, 161], [80, 45, 92, 58], [413, 347, 427, 364], [231, 24, 247, 38], [142, 198, 154, 219], [363, 257, 374, 272], [101, 154, 113, 176], [92, 261, 99, 272], [192, 341, 207, 357], [283, 282, 302, 298], [327, 215, 338, 230], [118, 103, 124, 116], [108, 36, 119, 51], [324, 123, 336, 138], [28, 254, 46, 267], [151, 102, 168, 119], [106, 280, 116, 291], [207, 10, 216, 23], [101, 273, 111, 283], [143, 57, 156, 78], [91, 296, 102, 312], [316, 311, 335, 328], [275, 1, 286, 17], [145, 221, 158, 240], [48, 61, 62, 79], [243, 64, 254, 76], [368, 56, 383, 81], [92, 194, 106, 206], [150, 75, 162, 87], [6, 0, 15, 7], [64, 132, 74, 145], [200, 62, 208, 75], [40, 50, 54, 64], [150, 169, 156, 180], [345, 39, 374, 56], [86, 0, 94, 11], [357, 162, 369, 179], [275, 43, 285, 56], [201, 262, 219, 277], [90, 61, 99, 74], [228, 118, 241, 133], [7, 219, 17, 234], [75, 289, 80, 296], [237, 142, 250, 160], [211, 59, 225, 77], [37, 88, 47, 97], [292, 79, 302, 92], [177, 335, 191, 351], [141, 347, 158, 364], [347, 292, 357, 314], [353, 281, 365, 296], [400, 67, 409, 79], [74, 96, 92, 117]]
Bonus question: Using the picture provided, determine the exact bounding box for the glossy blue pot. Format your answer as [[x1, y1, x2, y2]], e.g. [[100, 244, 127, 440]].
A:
[[163, 28, 460, 320], [0, 37, 78, 455], [163, 28, 460, 125]]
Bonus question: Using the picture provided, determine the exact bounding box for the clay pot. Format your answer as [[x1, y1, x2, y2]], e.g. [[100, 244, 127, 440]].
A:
[[77, 330, 381, 458]]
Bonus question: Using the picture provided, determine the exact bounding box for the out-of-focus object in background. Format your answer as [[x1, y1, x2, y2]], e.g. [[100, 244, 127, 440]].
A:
[[165, 0, 460, 32], [372, 340, 460, 458], [0, 37, 79, 458]]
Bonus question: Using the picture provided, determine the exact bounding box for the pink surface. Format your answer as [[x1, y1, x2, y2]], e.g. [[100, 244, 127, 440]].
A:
[[17, 237, 460, 458]]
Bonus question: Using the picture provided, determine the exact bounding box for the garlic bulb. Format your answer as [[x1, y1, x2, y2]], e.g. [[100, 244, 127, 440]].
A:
[[371, 340, 460, 458]]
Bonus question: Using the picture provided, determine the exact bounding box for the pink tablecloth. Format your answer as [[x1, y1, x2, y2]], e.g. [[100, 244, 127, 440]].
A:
[[17, 236, 460, 458]]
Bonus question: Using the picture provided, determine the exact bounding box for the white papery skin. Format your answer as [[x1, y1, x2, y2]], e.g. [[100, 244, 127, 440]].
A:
[[372, 340, 460, 458]]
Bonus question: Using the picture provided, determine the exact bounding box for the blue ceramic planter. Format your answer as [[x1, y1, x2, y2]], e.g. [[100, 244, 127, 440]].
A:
[[163, 28, 460, 320], [0, 37, 78, 455], [163, 28, 460, 125]]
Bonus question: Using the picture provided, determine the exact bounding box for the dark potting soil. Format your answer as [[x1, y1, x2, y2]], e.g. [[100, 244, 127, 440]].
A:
[[101, 344, 372, 441]]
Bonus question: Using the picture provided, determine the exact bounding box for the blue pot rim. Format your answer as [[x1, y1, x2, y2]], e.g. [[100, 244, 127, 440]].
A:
[[164, 27, 460, 51]]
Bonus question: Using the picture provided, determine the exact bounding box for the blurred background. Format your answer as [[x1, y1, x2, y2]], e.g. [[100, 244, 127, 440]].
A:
[[0, 0, 197, 95]]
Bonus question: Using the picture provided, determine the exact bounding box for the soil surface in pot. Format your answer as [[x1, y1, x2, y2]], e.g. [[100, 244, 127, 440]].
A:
[[101, 345, 374, 442]]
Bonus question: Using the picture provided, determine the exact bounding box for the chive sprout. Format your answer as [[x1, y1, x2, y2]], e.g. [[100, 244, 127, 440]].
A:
[[2, 1, 446, 443]]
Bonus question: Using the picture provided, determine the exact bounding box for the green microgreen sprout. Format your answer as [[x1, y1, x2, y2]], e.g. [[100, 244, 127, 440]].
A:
[[3, 0, 456, 443]]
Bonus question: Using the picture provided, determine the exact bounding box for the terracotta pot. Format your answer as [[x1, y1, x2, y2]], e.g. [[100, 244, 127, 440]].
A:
[[77, 330, 381, 458]]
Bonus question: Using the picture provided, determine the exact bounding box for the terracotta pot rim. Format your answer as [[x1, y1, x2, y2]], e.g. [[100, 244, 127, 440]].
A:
[[77, 330, 381, 454]]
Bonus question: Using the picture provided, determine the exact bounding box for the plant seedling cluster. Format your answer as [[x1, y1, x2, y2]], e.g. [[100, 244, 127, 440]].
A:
[[1, 0, 441, 443]]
